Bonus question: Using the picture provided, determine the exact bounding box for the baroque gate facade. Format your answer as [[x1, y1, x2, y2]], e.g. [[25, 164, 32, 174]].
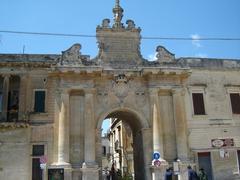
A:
[[0, 1, 240, 180]]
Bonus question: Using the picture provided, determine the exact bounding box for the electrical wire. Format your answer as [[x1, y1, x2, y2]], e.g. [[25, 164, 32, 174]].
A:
[[1, 30, 240, 41]]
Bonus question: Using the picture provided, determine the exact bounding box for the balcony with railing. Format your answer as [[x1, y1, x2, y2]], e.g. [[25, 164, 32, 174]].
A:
[[0, 110, 30, 130]]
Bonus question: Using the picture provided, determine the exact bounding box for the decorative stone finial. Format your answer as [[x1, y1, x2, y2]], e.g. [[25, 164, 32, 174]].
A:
[[102, 19, 110, 28], [113, 0, 124, 28], [116, 0, 120, 6], [126, 19, 136, 30]]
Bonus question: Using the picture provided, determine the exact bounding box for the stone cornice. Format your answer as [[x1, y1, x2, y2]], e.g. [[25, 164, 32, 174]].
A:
[[0, 53, 239, 70], [0, 61, 55, 68], [0, 121, 29, 131], [140, 67, 191, 78], [177, 57, 240, 69]]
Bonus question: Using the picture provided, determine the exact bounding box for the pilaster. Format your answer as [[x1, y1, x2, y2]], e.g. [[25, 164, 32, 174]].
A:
[[149, 88, 164, 159], [95, 128, 103, 168], [141, 128, 153, 180], [81, 166, 100, 180], [2, 74, 10, 121], [57, 90, 70, 166], [18, 74, 28, 120], [172, 88, 189, 161], [151, 165, 168, 180], [84, 89, 97, 166]]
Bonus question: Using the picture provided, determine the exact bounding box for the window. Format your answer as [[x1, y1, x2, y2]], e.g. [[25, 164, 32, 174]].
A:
[[0, 77, 3, 112], [192, 93, 206, 115], [34, 90, 46, 113], [32, 145, 44, 156], [102, 146, 106, 156], [0, 92, 2, 112], [8, 90, 19, 111], [238, 150, 240, 172], [7, 76, 20, 122], [32, 145, 44, 180], [230, 93, 240, 114]]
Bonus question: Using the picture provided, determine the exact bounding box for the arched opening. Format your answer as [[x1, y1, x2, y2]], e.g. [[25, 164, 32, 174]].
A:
[[98, 109, 147, 180]]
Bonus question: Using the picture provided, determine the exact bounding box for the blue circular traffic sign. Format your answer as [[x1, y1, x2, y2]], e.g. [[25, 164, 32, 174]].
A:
[[153, 152, 160, 160]]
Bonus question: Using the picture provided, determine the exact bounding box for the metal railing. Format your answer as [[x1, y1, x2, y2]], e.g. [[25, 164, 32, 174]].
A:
[[0, 110, 30, 123]]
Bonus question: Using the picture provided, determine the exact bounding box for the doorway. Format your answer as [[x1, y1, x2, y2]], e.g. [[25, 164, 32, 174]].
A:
[[198, 152, 213, 180]]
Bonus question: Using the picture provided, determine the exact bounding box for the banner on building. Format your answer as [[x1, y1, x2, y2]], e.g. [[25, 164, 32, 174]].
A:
[[211, 138, 234, 148]]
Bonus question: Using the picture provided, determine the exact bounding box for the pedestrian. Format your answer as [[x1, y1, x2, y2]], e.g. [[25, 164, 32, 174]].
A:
[[165, 168, 173, 180], [110, 163, 118, 180], [198, 168, 208, 180], [187, 165, 199, 180], [106, 170, 110, 180]]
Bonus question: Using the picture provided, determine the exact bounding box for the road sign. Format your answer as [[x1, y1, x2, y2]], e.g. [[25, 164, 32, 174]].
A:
[[40, 163, 46, 169], [153, 151, 161, 160], [153, 160, 161, 167]]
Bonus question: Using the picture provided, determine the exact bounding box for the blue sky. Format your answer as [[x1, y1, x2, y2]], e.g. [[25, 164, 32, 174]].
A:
[[102, 119, 110, 136], [1, 0, 240, 60]]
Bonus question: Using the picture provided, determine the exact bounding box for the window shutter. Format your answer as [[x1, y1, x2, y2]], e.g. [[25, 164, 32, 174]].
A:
[[230, 93, 240, 114], [192, 93, 206, 115], [34, 91, 45, 112]]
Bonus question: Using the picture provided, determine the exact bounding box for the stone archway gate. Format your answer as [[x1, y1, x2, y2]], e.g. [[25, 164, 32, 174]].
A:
[[47, 1, 191, 179]]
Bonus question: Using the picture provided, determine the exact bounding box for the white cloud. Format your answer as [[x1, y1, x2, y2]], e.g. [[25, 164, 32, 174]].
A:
[[148, 52, 157, 61], [191, 34, 202, 48], [195, 53, 208, 58]]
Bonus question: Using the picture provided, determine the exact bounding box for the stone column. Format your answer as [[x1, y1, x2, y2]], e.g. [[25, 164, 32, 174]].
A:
[[149, 88, 164, 159], [57, 91, 71, 166], [141, 128, 153, 180], [2, 74, 10, 121], [84, 89, 97, 166], [55, 90, 72, 180], [82, 89, 99, 180], [95, 128, 102, 168], [172, 88, 189, 161], [18, 74, 28, 121]]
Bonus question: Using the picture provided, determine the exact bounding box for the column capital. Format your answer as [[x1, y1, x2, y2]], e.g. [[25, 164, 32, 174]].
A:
[[171, 87, 186, 96], [148, 88, 159, 95], [84, 88, 96, 95], [56, 89, 70, 100], [60, 91, 70, 104], [158, 89, 172, 96], [2, 74, 11, 79], [19, 74, 28, 78], [140, 127, 152, 134], [61, 88, 71, 94]]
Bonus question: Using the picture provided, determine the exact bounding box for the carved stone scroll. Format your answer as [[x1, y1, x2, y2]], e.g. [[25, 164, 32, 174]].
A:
[[61, 43, 83, 65]]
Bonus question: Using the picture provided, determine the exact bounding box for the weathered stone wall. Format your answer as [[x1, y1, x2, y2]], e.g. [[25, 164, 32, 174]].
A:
[[0, 54, 240, 180], [211, 150, 238, 180], [0, 129, 30, 180], [186, 68, 240, 179]]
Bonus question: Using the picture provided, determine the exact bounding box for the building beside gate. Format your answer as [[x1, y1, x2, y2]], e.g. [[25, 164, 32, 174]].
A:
[[108, 118, 134, 178], [0, 1, 240, 180]]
